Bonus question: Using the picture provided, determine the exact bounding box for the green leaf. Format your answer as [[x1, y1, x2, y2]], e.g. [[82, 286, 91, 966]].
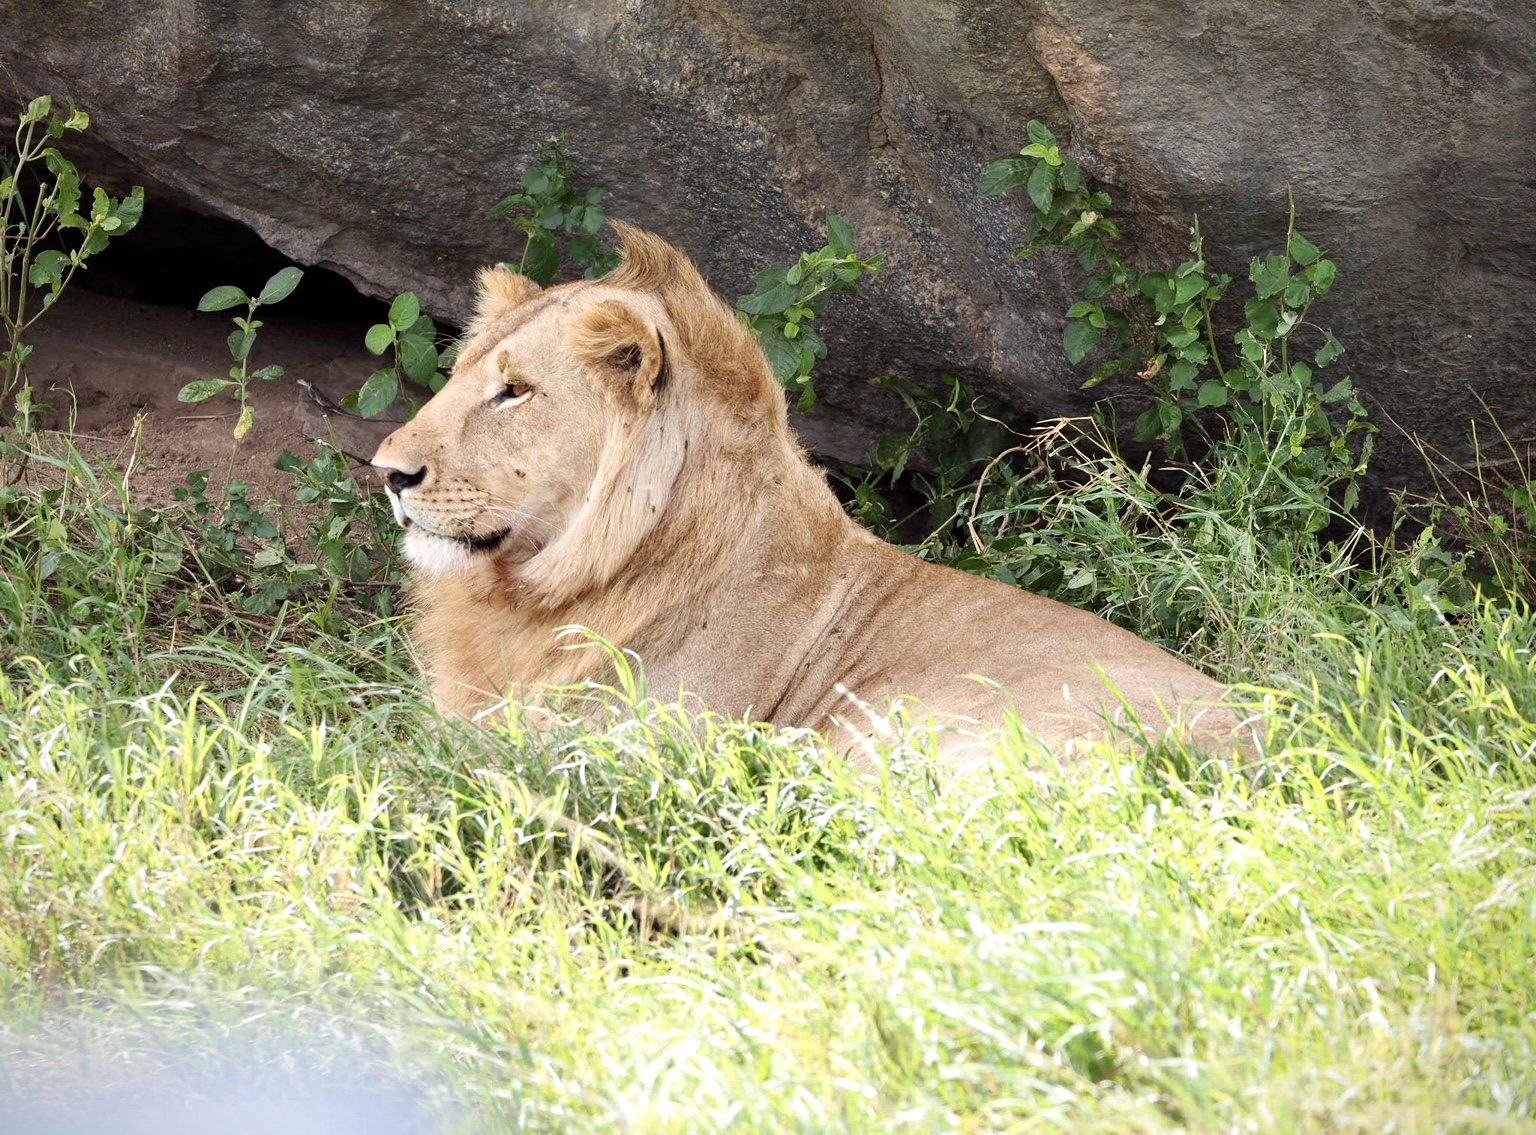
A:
[[251, 544, 288, 570], [1173, 274, 1206, 306], [1025, 119, 1054, 147], [521, 167, 551, 195], [112, 187, 145, 235], [258, 266, 304, 305], [51, 169, 80, 221], [1307, 259, 1337, 294], [1288, 231, 1321, 265], [1244, 297, 1280, 339], [1026, 159, 1055, 213], [1315, 329, 1345, 366], [758, 327, 801, 384], [581, 205, 606, 234], [737, 280, 799, 317], [177, 378, 234, 403], [357, 369, 401, 418], [1251, 253, 1292, 299], [388, 292, 421, 332], [198, 285, 248, 312], [227, 328, 256, 362], [27, 249, 68, 290], [1065, 301, 1098, 319], [364, 323, 395, 355], [1168, 360, 1198, 390], [1132, 408, 1161, 442], [21, 95, 51, 125], [1080, 355, 1127, 390], [399, 334, 440, 383], [250, 364, 285, 381], [1283, 280, 1311, 308], [523, 234, 560, 285], [1322, 377, 1354, 403], [1197, 380, 1229, 407], [978, 157, 1029, 197], [1062, 318, 1103, 365], [826, 215, 855, 257]]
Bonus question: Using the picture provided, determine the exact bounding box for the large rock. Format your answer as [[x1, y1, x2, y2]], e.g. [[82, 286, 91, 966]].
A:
[[2, 0, 1532, 481]]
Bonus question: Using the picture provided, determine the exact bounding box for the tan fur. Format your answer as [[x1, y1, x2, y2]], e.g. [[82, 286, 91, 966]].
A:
[[372, 223, 1243, 764]]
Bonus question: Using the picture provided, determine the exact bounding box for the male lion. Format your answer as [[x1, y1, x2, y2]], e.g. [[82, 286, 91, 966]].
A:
[[372, 223, 1238, 763]]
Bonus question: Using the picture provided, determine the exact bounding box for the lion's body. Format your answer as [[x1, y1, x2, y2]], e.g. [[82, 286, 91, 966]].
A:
[[374, 225, 1237, 762]]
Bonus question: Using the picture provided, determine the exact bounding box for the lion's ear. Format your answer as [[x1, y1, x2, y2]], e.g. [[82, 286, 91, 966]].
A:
[[570, 300, 667, 406], [473, 264, 541, 329]]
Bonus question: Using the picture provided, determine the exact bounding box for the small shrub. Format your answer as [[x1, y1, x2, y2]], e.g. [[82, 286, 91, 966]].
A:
[[176, 268, 305, 438], [736, 215, 883, 409], [1, 95, 143, 424], [981, 120, 1372, 543], [350, 291, 456, 419], [489, 135, 618, 285], [167, 443, 402, 618]]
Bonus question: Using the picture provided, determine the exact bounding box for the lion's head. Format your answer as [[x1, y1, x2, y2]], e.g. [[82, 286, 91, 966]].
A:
[[371, 223, 783, 606]]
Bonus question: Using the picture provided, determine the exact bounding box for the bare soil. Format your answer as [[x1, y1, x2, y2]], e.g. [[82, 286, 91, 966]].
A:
[[19, 289, 398, 505]]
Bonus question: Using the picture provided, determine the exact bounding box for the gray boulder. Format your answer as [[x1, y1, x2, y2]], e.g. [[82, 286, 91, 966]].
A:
[[2, 0, 1531, 481]]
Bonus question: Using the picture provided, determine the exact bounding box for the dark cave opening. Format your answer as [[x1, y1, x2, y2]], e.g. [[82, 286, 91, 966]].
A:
[[74, 199, 392, 325]]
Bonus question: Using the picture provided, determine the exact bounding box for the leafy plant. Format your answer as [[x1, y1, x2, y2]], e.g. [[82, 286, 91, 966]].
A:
[[169, 443, 402, 617], [736, 215, 884, 410], [344, 138, 613, 420], [351, 291, 457, 419], [177, 267, 304, 439], [1, 94, 144, 420], [489, 135, 618, 285], [981, 120, 1372, 538], [838, 373, 1025, 545]]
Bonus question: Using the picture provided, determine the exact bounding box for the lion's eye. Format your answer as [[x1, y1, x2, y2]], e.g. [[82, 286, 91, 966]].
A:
[[495, 381, 533, 405]]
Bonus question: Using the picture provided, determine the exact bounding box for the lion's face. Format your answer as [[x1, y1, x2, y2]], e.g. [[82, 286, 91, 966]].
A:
[[371, 271, 668, 579]]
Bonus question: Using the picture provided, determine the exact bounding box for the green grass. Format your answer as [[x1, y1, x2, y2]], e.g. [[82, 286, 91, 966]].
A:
[[0, 437, 1533, 1133]]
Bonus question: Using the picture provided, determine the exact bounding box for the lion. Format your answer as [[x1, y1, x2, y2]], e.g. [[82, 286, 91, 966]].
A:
[[371, 222, 1241, 764]]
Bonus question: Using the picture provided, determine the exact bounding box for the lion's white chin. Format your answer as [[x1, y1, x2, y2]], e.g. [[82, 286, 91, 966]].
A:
[[401, 529, 477, 576]]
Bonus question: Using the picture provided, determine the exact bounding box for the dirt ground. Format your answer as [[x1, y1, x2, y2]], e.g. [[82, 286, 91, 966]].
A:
[[19, 289, 399, 505]]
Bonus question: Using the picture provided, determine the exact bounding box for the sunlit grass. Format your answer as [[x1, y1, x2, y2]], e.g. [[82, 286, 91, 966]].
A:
[[0, 439, 1532, 1132]]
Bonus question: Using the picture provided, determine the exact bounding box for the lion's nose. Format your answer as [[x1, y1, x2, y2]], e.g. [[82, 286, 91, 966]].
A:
[[378, 464, 427, 494]]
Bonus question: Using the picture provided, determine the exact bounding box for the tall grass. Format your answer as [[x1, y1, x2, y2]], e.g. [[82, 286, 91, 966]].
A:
[[0, 433, 1532, 1132]]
